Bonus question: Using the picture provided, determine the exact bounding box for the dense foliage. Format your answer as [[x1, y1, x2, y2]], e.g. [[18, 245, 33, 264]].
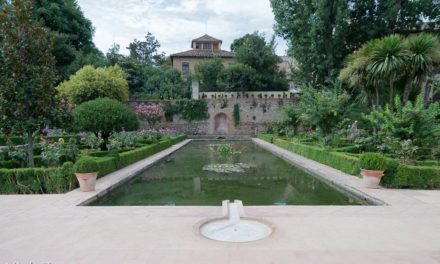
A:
[[57, 65, 129, 105], [288, 86, 351, 136], [161, 99, 209, 122], [271, 0, 440, 86], [361, 96, 440, 162], [0, 0, 61, 167], [232, 32, 288, 91], [195, 57, 224, 91], [33, 0, 105, 82], [218, 63, 260, 92], [72, 98, 139, 150], [106, 44, 190, 99]]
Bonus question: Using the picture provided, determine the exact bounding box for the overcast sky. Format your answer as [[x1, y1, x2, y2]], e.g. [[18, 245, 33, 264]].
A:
[[76, 0, 288, 56]]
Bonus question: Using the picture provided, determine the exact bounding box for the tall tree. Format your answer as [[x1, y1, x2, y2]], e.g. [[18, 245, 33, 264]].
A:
[[0, 0, 60, 167], [403, 33, 440, 102], [232, 32, 287, 91], [127, 32, 165, 66], [271, 0, 440, 86], [195, 57, 224, 91], [33, 0, 102, 82], [368, 34, 407, 108]]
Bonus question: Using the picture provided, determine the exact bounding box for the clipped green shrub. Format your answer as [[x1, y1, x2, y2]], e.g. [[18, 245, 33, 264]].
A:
[[390, 164, 440, 189], [74, 157, 99, 173], [72, 98, 139, 150], [45, 162, 77, 193], [359, 153, 387, 170]]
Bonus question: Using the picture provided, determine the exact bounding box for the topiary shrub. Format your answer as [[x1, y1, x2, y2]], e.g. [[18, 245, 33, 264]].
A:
[[57, 65, 129, 105], [359, 152, 387, 170], [74, 157, 99, 173], [72, 98, 139, 150]]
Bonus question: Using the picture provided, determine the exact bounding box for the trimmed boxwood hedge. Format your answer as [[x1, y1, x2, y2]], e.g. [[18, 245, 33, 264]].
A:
[[0, 135, 187, 194], [259, 134, 360, 175], [0, 162, 76, 194], [258, 134, 440, 189], [93, 135, 186, 178]]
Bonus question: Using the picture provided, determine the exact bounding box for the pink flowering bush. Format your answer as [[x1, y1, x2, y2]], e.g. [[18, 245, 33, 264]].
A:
[[135, 104, 164, 125]]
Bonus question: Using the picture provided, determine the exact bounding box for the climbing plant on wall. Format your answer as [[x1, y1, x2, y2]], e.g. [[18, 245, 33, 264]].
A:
[[162, 99, 209, 122], [233, 104, 240, 127]]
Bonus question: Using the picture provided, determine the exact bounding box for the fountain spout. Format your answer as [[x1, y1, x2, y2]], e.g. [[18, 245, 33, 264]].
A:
[[222, 200, 245, 225], [200, 200, 272, 242]]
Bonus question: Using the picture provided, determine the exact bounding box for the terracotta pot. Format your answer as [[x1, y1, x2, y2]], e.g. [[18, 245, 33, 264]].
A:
[[74, 172, 98, 192], [361, 169, 384, 189]]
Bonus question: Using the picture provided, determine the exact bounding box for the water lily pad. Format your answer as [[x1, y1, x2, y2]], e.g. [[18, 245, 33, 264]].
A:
[[202, 163, 254, 174]]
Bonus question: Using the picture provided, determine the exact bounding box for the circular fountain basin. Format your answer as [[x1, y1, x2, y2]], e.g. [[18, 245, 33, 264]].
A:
[[199, 217, 273, 243]]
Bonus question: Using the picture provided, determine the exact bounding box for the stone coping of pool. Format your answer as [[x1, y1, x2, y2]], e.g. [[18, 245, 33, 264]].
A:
[[63, 139, 193, 206], [252, 138, 386, 206]]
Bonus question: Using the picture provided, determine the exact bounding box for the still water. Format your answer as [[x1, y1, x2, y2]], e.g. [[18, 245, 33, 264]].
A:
[[91, 141, 367, 206]]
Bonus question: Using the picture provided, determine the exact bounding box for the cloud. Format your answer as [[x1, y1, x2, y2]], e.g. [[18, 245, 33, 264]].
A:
[[77, 0, 288, 56]]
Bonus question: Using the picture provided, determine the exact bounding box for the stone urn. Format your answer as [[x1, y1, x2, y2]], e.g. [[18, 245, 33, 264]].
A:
[[361, 169, 384, 189], [74, 157, 100, 192], [359, 153, 387, 189], [74, 172, 98, 192]]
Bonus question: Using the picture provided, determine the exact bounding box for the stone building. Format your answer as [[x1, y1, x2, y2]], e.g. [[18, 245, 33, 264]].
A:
[[170, 34, 235, 76]]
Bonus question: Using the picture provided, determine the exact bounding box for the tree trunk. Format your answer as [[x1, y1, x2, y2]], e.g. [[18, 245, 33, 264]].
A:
[[419, 74, 428, 102], [375, 86, 380, 106], [403, 79, 413, 102], [100, 132, 110, 151], [27, 131, 35, 168]]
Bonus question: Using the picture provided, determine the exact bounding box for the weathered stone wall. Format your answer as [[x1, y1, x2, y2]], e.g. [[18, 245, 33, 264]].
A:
[[129, 98, 295, 136]]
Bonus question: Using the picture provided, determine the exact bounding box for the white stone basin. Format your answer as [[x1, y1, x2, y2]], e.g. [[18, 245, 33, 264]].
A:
[[200, 217, 272, 242], [198, 200, 273, 242]]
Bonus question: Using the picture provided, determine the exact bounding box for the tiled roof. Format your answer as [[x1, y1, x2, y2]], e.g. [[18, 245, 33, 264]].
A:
[[170, 49, 235, 58], [192, 34, 222, 43]]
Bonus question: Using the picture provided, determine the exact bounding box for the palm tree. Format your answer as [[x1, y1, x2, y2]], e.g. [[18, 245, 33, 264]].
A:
[[339, 39, 380, 106], [403, 33, 440, 102], [368, 34, 407, 109]]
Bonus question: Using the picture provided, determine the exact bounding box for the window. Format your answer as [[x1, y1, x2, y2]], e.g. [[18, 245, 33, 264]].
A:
[[202, 43, 212, 50], [182, 62, 189, 75]]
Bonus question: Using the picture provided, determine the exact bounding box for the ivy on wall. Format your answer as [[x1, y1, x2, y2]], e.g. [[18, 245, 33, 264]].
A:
[[162, 99, 209, 122], [233, 104, 240, 127]]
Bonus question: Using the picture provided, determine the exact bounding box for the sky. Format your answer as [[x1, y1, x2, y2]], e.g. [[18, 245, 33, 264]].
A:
[[76, 0, 288, 56]]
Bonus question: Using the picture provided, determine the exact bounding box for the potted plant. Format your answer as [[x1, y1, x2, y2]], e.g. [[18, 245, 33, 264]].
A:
[[359, 152, 387, 188], [74, 157, 99, 192]]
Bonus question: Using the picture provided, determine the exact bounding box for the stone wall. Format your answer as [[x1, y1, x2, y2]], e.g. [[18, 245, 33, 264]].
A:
[[129, 98, 295, 136]]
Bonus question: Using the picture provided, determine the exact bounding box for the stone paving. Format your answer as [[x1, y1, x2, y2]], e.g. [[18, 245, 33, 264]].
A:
[[0, 139, 439, 264]]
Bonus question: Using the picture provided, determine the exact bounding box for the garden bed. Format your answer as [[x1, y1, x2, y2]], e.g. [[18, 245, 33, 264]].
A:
[[0, 135, 187, 194], [258, 134, 440, 189]]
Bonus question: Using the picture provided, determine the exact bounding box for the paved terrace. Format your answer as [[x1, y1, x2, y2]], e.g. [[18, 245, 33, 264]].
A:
[[0, 139, 439, 264]]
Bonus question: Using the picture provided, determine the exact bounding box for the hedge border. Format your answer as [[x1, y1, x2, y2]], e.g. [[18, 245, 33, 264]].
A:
[[258, 134, 440, 189], [0, 135, 187, 194]]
